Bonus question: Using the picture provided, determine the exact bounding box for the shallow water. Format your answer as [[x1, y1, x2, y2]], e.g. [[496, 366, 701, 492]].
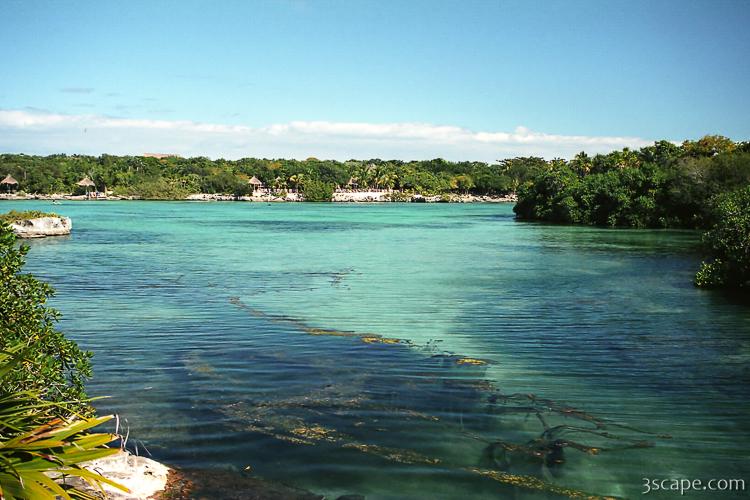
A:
[[5, 201, 749, 498]]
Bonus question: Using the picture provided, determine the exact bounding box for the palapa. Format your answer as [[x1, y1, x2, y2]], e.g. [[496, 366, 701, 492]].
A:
[[1, 174, 19, 185], [76, 176, 96, 187]]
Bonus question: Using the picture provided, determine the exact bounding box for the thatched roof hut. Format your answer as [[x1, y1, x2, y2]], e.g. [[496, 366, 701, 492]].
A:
[[248, 176, 265, 192], [77, 176, 96, 187], [346, 177, 358, 187], [1, 174, 19, 185]]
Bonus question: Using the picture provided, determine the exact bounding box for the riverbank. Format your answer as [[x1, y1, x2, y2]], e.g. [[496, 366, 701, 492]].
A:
[[0, 192, 516, 203]]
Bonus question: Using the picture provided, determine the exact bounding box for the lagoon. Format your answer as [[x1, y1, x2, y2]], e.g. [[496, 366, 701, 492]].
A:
[[5, 200, 749, 498]]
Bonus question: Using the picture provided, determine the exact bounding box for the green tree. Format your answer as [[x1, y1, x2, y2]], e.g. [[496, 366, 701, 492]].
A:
[[289, 173, 305, 192], [695, 186, 750, 289], [498, 156, 548, 192], [301, 179, 334, 202], [514, 163, 581, 223], [451, 174, 475, 194], [682, 135, 736, 158]]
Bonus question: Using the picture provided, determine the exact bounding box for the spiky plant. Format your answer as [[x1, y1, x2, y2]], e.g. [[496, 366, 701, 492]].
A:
[[0, 347, 129, 499]]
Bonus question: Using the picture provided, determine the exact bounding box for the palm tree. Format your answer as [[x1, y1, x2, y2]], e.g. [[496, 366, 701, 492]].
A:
[[272, 176, 287, 193], [360, 164, 377, 190], [289, 173, 304, 193], [377, 171, 397, 191]]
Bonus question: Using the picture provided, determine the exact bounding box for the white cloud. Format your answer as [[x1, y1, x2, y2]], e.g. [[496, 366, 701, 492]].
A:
[[0, 108, 652, 161]]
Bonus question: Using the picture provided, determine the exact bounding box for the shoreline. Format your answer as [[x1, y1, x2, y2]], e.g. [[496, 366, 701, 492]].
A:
[[0, 191, 517, 203], [74, 452, 333, 499], [70, 451, 171, 499]]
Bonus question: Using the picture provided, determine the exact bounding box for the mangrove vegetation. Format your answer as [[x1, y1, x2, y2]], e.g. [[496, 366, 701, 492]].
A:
[[512, 135, 750, 291]]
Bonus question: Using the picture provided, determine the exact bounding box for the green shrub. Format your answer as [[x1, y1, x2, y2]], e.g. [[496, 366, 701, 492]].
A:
[[384, 191, 412, 202], [0, 223, 92, 414], [0, 210, 60, 224], [301, 179, 334, 202], [695, 186, 750, 289], [113, 178, 191, 200]]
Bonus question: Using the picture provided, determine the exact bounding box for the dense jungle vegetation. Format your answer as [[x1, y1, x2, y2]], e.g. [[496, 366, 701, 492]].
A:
[[0, 153, 541, 199]]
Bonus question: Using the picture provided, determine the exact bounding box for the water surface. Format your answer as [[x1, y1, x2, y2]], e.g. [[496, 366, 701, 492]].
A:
[[6, 201, 749, 498]]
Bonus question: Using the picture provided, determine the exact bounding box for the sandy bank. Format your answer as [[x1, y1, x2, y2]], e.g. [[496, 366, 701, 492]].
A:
[[186, 192, 302, 202]]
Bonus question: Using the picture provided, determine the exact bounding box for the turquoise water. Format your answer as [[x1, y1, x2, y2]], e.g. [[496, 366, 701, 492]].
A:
[[5, 201, 749, 499]]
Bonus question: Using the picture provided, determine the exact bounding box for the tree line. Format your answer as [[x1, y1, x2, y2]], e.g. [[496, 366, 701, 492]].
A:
[[0, 154, 541, 199]]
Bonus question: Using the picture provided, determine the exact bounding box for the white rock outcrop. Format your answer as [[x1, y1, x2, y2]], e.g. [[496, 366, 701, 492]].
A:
[[62, 452, 171, 499], [10, 216, 72, 238]]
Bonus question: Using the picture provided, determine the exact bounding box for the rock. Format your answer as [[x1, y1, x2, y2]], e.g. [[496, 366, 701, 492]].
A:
[[336, 495, 366, 500], [10, 216, 72, 238], [60, 451, 170, 499]]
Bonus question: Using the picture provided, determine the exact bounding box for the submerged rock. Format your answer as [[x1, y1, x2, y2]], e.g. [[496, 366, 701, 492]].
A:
[[10, 216, 72, 238]]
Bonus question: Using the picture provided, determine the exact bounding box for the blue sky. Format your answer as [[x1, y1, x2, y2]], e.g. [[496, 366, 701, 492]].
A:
[[1, 0, 748, 160]]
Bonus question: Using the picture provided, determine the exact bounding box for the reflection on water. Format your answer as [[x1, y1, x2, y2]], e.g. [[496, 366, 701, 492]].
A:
[[7, 200, 750, 499]]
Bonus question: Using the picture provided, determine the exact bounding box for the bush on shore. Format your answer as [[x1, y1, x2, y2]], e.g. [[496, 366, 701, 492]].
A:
[[695, 186, 750, 289], [0, 223, 127, 497], [302, 179, 334, 202], [0, 222, 92, 414], [512, 136, 750, 292]]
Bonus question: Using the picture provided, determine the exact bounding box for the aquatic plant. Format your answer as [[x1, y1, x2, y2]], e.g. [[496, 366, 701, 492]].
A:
[[219, 297, 665, 498], [479, 392, 665, 481]]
